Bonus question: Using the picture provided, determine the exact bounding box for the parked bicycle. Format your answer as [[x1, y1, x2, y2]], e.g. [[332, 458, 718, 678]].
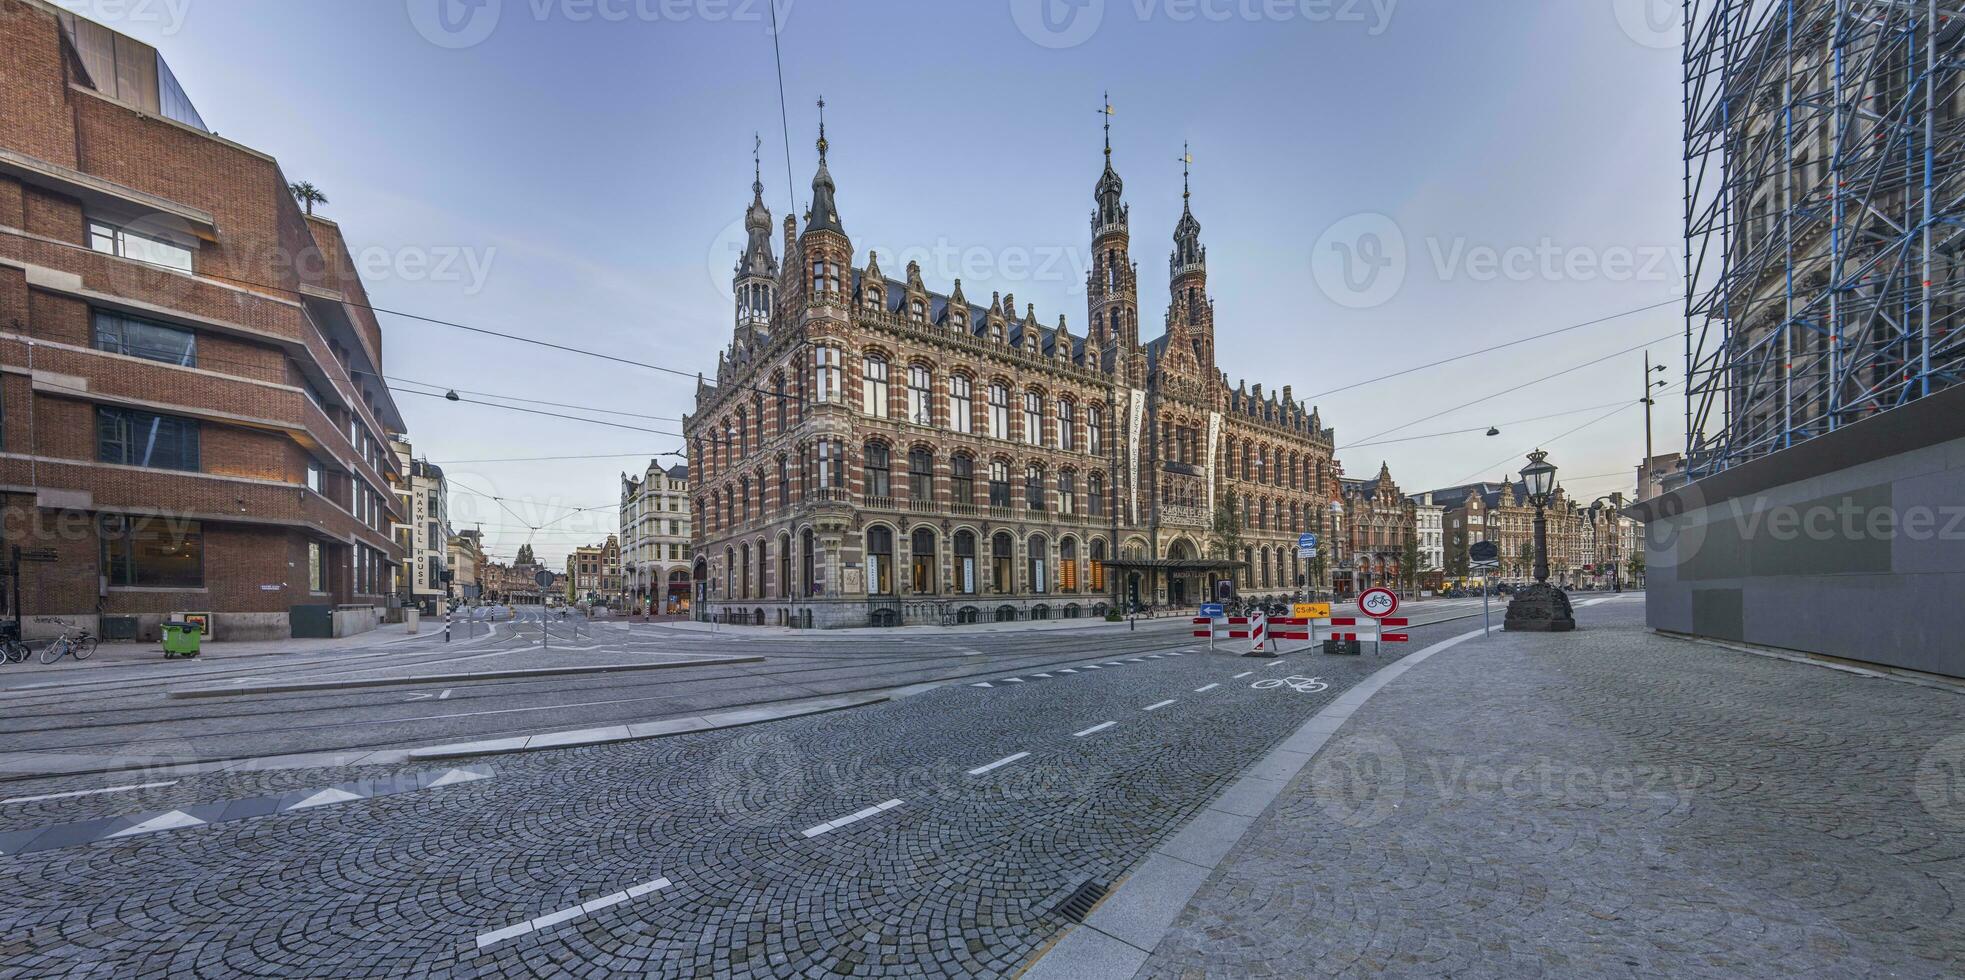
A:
[[0, 625, 28, 665], [38, 627, 97, 665]]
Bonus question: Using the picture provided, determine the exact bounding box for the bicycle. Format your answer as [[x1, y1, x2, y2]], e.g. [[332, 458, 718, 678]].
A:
[[38, 627, 97, 665]]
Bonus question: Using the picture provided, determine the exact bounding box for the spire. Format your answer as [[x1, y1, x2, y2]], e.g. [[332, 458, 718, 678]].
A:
[[738, 134, 776, 277], [805, 97, 845, 235], [1171, 143, 1205, 278], [1094, 92, 1123, 207]]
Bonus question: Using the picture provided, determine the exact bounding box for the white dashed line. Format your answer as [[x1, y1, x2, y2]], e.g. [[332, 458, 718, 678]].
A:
[[1073, 722, 1117, 737], [2, 781, 178, 806], [1004, 678, 1025, 683], [801, 799, 905, 838], [1057, 668, 1077, 674], [971, 682, 993, 688], [966, 752, 1030, 776], [475, 877, 673, 950], [1144, 699, 1177, 711], [1032, 673, 1053, 678], [1231, 671, 1253, 679], [1194, 683, 1220, 693]]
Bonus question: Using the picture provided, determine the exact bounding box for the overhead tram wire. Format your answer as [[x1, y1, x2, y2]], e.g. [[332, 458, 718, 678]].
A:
[[1443, 380, 1685, 488], [1339, 398, 1641, 450]]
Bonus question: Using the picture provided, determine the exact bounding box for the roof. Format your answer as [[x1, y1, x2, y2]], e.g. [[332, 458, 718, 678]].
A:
[[850, 271, 1088, 367]]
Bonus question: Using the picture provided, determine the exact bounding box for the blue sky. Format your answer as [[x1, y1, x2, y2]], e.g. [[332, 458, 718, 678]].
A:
[[87, 0, 1684, 565]]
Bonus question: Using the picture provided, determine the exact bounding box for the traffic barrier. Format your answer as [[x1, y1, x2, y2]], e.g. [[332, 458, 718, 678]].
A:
[[1192, 617, 1213, 638], [1249, 612, 1267, 654], [1226, 616, 1252, 639]]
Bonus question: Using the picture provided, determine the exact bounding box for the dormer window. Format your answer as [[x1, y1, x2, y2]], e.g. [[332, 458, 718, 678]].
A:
[[910, 298, 925, 322]]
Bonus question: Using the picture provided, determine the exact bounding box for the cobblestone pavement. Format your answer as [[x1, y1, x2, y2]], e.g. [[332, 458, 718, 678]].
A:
[[0, 605, 1508, 978], [1139, 605, 1965, 979]]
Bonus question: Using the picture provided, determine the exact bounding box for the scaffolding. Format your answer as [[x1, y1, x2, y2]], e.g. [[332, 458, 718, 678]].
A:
[[1683, 0, 1965, 479]]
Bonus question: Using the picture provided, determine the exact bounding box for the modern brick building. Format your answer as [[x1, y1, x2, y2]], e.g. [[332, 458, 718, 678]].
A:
[[0, 1, 406, 639], [687, 113, 1348, 627]]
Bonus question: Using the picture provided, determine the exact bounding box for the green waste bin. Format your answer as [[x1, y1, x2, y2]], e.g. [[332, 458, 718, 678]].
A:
[[162, 621, 202, 658]]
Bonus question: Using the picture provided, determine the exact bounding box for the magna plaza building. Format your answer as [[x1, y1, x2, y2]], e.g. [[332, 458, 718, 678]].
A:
[[687, 111, 1363, 627], [0, 2, 408, 640]]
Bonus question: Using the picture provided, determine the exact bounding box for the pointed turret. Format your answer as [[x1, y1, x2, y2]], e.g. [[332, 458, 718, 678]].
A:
[[1088, 92, 1137, 370], [798, 99, 851, 310], [1169, 143, 1213, 368], [733, 135, 778, 340]]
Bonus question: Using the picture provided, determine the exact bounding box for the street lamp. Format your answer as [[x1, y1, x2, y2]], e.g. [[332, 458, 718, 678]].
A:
[[1503, 449, 1576, 632]]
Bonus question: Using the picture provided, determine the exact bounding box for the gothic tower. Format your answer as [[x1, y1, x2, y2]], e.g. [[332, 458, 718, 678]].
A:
[[1088, 94, 1138, 372], [1169, 143, 1213, 370], [733, 136, 777, 346], [799, 98, 852, 315]]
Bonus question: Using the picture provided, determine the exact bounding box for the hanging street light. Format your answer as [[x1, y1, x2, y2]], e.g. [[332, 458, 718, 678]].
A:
[[1503, 449, 1577, 632]]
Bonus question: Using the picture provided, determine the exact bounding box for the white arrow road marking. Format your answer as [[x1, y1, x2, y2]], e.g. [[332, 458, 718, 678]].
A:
[[108, 810, 206, 838]]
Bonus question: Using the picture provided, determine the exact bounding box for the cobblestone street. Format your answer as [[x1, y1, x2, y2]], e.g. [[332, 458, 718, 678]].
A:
[[1140, 608, 1965, 978]]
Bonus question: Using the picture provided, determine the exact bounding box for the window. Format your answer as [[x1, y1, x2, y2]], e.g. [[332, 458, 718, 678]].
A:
[[1027, 534, 1048, 593], [952, 454, 974, 504], [1059, 400, 1076, 451], [867, 525, 894, 595], [991, 532, 1014, 594], [774, 375, 789, 432], [988, 460, 1011, 508], [307, 540, 326, 592], [777, 456, 789, 509], [817, 438, 844, 488], [1090, 539, 1107, 592], [802, 528, 816, 595], [1060, 538, 1079, 591], [908, 448, 933, 503], [92, 311, 195, 366], [305, 459, 324, 495], [1023, 390, 1043, 446], [910, 527, 936, 593], [954, 530, 977, 594], [1087, 405, 1104, 455], [1058, 470, 1076, 515], [1088, 472, 1105, 517], [949, 375, 974, 433], [906, 365, 932, 425], [1025, 464, 1045, 511], [102, 516, 203, 588], [864, 442, 891, 498], [813, 346, 843, 404], [862, 355, 890, 417], [89, 218, 193, 273], [988, 383, 1010, 439], [97, 407, 198, 471]]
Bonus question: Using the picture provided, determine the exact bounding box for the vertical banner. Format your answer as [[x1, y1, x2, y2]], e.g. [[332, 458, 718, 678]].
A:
[[1127, 388, 1146, 525], [1205, 410, 1221, 518]]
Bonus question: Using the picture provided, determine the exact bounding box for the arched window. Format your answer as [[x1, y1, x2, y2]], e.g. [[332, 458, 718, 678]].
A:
[[801, 528, 815, 596], [910, 527, 936, 594], [1058, 469, 1077, 515], [740, 477, 752, 522], [1059, 399, 1076, 451], [954, 529, 977, 594], [778, 532, 792, 598], [1025, 463, 1045, 511], [908, 448, 933, 504], [774, 374, 788, 433], [866, 525, 893, 595], [1027, 534, 1049, 593], [1088, 472, 1105, 517], [991, 532, 1015, 594], [1087, 405, 1104, 455], [812, 345, 842, 404], [856, 443, 889, 501], [1060, 537, 1079, 592], [906, 365, 932, 425], [777, 456, 789, 511], [988, 383, 1010, 439], [1023, 390, 1044, 446], [949, 374, 974, 433], [861, 355, 890, 417], [988, 460, 1012, 508], [1090, 538, 1107, 592], [724, 546, 735, 596]]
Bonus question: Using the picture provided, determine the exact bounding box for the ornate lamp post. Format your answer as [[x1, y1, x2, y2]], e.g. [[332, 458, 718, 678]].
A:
[[1504, 450, 1576, 631]]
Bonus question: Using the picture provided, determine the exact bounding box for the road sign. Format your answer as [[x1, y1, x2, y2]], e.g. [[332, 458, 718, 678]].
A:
[[1469, 540, 1499, 563], [1292, 602, 1330, 619], [1358, 587, 1399, 619], [534, 569, 554, 588], [1296, 532, 1318, 558], [1199, 602, 1225, 618], [1471, 558, 1500, 571]]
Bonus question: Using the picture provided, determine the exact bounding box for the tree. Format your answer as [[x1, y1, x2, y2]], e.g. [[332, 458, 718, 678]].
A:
[[1515, 541, 1534, 580], [1625, 552, 1645, 584], [1209, 494, 1245, 563], [515, 543, 536, 566], [289, 181, 328, 215], [1400, 531, 1420, 591]]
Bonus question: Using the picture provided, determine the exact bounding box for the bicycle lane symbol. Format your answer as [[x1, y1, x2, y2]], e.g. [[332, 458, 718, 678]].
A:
[[1251, 676, 1329, 694]]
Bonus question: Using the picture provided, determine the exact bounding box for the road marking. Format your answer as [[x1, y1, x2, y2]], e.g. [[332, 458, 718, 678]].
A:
[[2, 780, 178, 806], [967, 752, 1030, 776], [1004, 677, 1025, 683], [287, 787, 364, 810], [1072, 722, 1117, 737], [405, 692, 435, 701], [801, 799, 904, 837], [1144, 699, 1177, 711], [1032, 673, 1053, 678], [1081, 664, 1102, 670], [107, 809, 206, 838], [971, 682, 994, 688], [1057, 668, 1077, 674], [1231, 671, 1253, 679], [475, 877, 673, 950], [439, 689, 452, 700], [426, 768, 493, 789], [1194, 683, 1220, 693]]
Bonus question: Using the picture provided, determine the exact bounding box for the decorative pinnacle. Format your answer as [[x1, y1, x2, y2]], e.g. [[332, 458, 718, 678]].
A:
[[816, 96, 828, 159], [1181, 142, 1192, 208], [751, 132, 762, 194], [1099, 92, 1113, 160]]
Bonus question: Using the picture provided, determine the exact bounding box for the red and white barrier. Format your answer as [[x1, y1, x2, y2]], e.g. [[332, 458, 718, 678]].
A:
[[1191, 616, 1213, 639], [1249, 612, 1267, 654]]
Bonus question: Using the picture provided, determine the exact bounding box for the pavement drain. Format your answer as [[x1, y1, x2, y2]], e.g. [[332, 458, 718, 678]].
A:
[[1048, 879, 1110, 923]]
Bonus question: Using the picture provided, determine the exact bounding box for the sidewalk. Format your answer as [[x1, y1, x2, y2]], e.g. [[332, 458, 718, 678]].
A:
[[1, 620, 443, 675], [1126, 617, 1965, 977]]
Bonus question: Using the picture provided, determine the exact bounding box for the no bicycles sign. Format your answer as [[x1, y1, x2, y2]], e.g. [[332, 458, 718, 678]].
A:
[[1358, 588, 1399, 619]]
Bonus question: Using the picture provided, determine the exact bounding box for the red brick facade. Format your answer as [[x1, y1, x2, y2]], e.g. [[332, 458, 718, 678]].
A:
[[0, 1, 406, 639]]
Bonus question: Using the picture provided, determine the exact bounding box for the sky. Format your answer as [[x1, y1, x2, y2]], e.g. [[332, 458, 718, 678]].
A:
[[82, 0, 1686, 567]]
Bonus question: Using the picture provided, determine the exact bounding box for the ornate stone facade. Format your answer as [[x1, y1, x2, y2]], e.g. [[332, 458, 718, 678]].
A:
[[686, 116, 1345, 626]]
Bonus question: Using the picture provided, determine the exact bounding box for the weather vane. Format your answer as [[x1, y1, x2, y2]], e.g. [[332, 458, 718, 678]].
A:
[[1099, 91, 1114, 159]]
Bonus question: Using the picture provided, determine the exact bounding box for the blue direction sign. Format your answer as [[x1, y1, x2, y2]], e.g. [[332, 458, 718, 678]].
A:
[[1296, 532, 1318, 558], [1199, 602, 1226, 618]]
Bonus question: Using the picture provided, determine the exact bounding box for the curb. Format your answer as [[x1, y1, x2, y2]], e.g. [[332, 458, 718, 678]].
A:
[[1020, 624, 1494, 980], [406, 692, 891, 760], [164, 655, 764, 698]]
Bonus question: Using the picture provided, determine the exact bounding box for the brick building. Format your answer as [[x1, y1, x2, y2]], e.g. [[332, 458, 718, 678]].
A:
[[0, 1, 406, 640], [1427, 478, 1586, 587], [1335, 463, 1416, 595], [686, 113, 1349, 627]]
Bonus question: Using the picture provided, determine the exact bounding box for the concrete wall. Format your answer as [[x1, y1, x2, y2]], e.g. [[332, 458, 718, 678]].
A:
[[1633, 385, 1965, 677]]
